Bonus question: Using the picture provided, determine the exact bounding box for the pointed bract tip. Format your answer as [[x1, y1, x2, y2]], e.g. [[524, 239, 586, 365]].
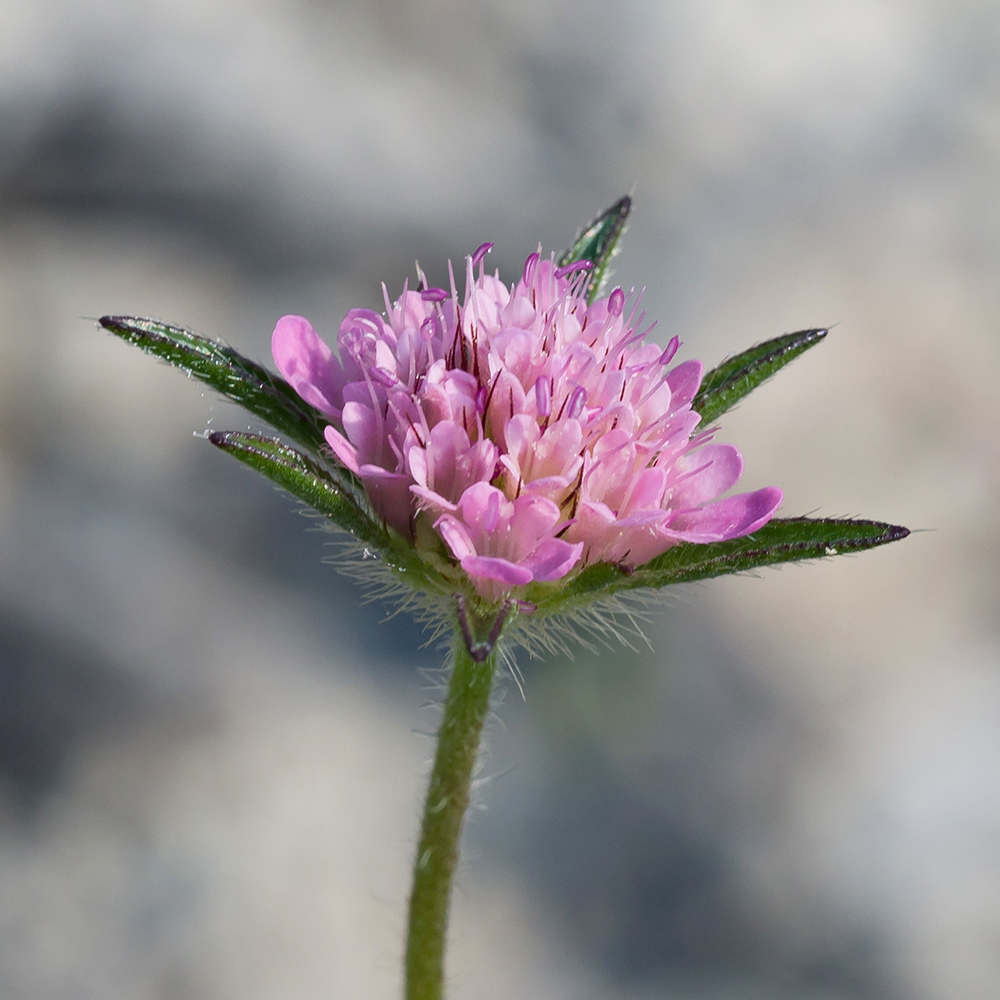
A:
[[593, 195, 631, 233], [99, 315, 127, 333], [607, 194, 631, 216], [208, 430, 236, 448]]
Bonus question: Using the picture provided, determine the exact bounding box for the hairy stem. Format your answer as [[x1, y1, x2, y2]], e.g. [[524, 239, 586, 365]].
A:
[[405, 620, 501, 1000]]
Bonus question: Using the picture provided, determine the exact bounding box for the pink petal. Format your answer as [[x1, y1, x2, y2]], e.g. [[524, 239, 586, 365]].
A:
[[417, 422, 465, 497], [536, 420, 583, 474], [508, 495, 562, 553], [375, 339, 396, 373], [614, 508, 670, 528], [522, 538, 583, 582], [566, 500, 627, 563], [484, 371, 526, 447], [521, 475, 576, 497], [503, 414, 537, 467], [591, 427, 632, 463], [483, 490, 501, 533], [461, 555, 534, 587], [324, 426, 360, 473], [668, 444, 743, 508], [458, 482, 509, 532], [572, 499, 616, 536], [613, 529, 674, 568], [435, 514, 477, 561], [461, 439, 499, 487], [665, 359, 703, 410], [341, 401, 378, 453], [342, 380, 374, 405], [407, 445, 429, 487], [621, 467, 667, 513], [272, 315, 344, 418], [665, 487, 783, 543], [502, 292, 535, 330]]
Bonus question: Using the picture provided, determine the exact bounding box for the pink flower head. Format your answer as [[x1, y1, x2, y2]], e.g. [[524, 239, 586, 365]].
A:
[[272, 249, 782, 599]]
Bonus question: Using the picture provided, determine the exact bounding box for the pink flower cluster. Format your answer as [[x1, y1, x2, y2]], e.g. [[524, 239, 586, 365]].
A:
[[273, 247, 781, 600]]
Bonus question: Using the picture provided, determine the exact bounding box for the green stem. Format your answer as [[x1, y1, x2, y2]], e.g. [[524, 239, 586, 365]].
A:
[[405, 616, 502, 1000]]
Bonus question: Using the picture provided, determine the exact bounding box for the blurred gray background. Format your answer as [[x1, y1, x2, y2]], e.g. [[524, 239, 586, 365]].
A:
[[1, 2, 998, 998]]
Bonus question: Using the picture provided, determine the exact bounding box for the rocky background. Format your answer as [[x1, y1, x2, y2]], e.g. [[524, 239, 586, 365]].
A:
[[1, 2, 999, 998]]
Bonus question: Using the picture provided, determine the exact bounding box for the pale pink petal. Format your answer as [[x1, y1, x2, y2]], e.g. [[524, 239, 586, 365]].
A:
[[461, 440, 499, 488], [485, 370, 526, 446], [591, 427, 632, 463], [435, 514, 477, 561], [342, 381, 374, 405], [521, 475, 576, 497], [508, 495, 562, 554], [337, 308, 384, 380], [665, 487, 783, 543], [522, 538, 584, 581], [502, 294, 535, 330], [668, 444, 743, 508], [665, 359, 703, 409], [390, 291, 433, 335], [461, 555, 534, 587], [324, 426, 360, 473], [341, 401, 378, 453], [612, 528, 674, 568], [614, 508, 671, 528], [421, 421, 467, 497], [458, 482, 509, 531], [572, 499, 617, 535], [271, 315, 344, 418], [503, 414, 537, 468], [407, 445, 429, 487], [542, 420, 583, 469], [375, 339, 397, 373], [621, 467, 667, 513]]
